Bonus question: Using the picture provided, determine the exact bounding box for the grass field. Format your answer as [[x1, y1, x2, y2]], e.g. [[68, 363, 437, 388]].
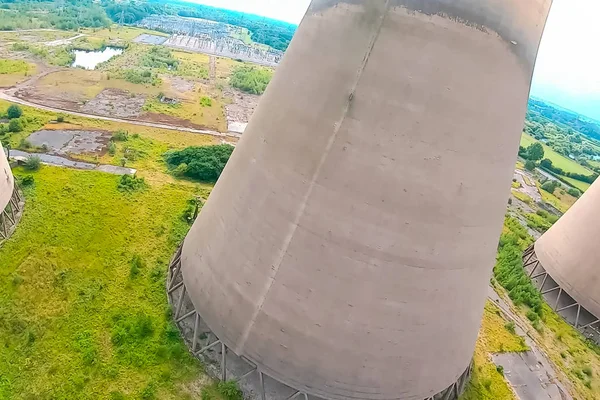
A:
[[511, 190, 533, 205], [520, 134, 594, 176], [562, 176, 591, 192], [0, 59, 37, 87], [537, 182, 578, 213], [0, 166, 206, 399], [460, 302, 528, 400]]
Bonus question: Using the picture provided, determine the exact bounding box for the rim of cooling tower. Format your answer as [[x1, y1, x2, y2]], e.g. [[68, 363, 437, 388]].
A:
[[523, 246, 600, 344], [0, 184, 24, 246], [167, 245, 472, 400]]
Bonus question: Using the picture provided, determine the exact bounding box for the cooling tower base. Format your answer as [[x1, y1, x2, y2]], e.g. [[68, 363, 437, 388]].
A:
[[523, 246, 600, 344], [167, 246, 472, 400], [0, 184, 23, 246]]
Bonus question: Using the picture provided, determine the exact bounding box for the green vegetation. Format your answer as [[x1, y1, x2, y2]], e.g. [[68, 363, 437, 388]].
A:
[[11, 42, 75, 67], [166, 145, 234, 183], [0, 0, 110, 31], [511, 190, 532, 205], [123, 69, 160, 86], [118, 174, 147, 192], [0, 166, 202, 398], [494, 217, 542, 322], [201, 381, 243, 400], [230, 65, 273, 95], [7, 104, 22, 119], [23, 155, 41, 171], [520, 134, 594, 176], [460, 302, 528, 400], [0, 59, 31, 75]]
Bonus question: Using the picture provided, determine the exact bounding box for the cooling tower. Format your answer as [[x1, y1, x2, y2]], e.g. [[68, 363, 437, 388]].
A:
[[524, 177, 600, 343], [167, 1, 552, 399], [0, 143, 23, 243]]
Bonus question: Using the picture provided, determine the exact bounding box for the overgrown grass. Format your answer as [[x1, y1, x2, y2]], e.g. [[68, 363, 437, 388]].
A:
[[494, 217, 542, 320], [229, 65, 272, 95], [460, 302, 528, 400], [511, 190, 532, 204], [0, 165, 204, 399]]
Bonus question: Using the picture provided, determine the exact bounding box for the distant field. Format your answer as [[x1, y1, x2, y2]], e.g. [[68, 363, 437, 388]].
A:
[[81, 26, 170, 41], [0, 59, 37, 87], [520, 133, 594, 175], [562, 176, 591, 192]]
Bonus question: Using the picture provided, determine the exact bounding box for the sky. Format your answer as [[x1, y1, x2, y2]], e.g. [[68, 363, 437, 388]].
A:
[[187, 0, 599, 120]]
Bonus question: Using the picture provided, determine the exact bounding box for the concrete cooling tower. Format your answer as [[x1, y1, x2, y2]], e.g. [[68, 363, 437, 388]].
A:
[[524, 177, 600, 343], [0, 144, 23, 244], [167, 1, 552, 399]]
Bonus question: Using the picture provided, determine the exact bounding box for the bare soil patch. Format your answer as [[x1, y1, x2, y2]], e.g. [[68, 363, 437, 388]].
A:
[[223, 87, 259, 133], [168, 76, 195, 94], [82, 88, 146, 118]]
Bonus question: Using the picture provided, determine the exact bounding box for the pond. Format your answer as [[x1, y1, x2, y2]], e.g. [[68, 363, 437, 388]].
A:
[[71, 47, 123, 70]]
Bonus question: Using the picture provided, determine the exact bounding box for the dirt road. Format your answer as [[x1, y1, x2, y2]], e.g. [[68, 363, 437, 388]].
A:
[[45, 33, 86, 47], [0, 92, 240, 140]]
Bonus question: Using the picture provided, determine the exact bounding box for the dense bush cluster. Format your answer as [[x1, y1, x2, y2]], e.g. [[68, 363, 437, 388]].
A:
[[165, 144, 234, 183], [118, 174, 147, 192], [142, 46, 178, 70], [0, 0, 110, 31], [494, 218, 543, 322], [230, 66, 273, 95]]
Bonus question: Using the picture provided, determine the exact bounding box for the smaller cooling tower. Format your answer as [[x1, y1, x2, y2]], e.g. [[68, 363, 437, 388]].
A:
[[0, 144, 23, 243], [525, 178, 600, 342]]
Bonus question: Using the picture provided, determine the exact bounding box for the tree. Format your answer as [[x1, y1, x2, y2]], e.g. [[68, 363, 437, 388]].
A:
[[8, 118, 23, 133], [7, 104, 22, 119], [524, 160, 536, 171], [540, 159, 553, 169], [526, 143, 545, 161], [541, 180, 559, 193], [165, 145, 234, 182], [567, 188, 581, 198]]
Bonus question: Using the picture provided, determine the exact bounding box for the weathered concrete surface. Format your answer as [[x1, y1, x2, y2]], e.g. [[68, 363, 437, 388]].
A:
[[0, 144, 14, 212], [488, 287, 572, 400], [180, 1, 551, 399], [535, 177, 600, 319], [493, 352, 564, 400], [28, 129, 110, 155]]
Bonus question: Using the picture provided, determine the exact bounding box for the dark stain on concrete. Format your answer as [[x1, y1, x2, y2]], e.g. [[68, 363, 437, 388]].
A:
[[307, 0, 551, 71]]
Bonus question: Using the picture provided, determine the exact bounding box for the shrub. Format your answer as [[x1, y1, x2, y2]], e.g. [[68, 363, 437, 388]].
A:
[[20, 175, 34, 186], [23, 155, 41, 171], [129, 255, 144, 279], [583, 366, 593, 377], [111, 130, 129, 142], [504, 321, 516, 334], [165, 145, 234, 183], [7, 104, 22, 119], [118, 174, 146, 193], [8, 118, 23, 133], [524, 160, 536, 171], [200, 96, 212, 107], [541, 180, 559, 193], [57, 115, 65, 123], [108, 142, 116, 156], [18, 138, 32, 149], [496, 365, 504, 375], [230, 65, 272, 94]]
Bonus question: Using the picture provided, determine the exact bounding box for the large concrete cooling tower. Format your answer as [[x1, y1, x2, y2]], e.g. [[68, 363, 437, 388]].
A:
[[167, 1, 552, 399], [0, 144, 23, 243], [524, 177, 600, 343]]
